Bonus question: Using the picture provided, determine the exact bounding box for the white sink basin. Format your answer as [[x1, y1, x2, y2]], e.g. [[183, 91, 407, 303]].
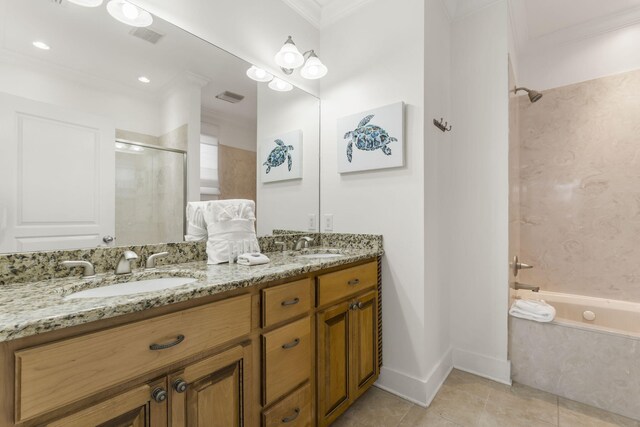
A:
[[297, 253, 345, 259], [64, 277, 198, 299]]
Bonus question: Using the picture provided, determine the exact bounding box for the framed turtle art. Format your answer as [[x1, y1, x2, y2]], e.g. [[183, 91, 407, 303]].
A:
[[337, 101, 405, 173], [260, 129, 303, 183]]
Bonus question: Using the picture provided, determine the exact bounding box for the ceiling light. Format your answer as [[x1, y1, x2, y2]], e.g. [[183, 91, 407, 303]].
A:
[[107, 0, 153, 27], [130, 145, 144, 152], [115, 142, 127, 149], [274, 36, 304, 69], [268, 78, 293, 92], [67, 0, 104, 6], [138, 76, 150, 83], [246, 66, 273, 82], [32, 41, 50, 50], [300, 51, 328, 80]]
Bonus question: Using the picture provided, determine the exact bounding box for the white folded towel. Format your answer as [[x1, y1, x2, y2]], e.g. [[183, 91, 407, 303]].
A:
[[237, 253, 270, 266], [203, 200, 260, 264], [185, 202, 209, 241], [509, 299, 556, 323]]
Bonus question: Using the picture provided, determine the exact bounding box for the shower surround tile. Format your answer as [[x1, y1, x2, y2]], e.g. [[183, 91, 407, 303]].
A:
[[517, 68, 640, 302]]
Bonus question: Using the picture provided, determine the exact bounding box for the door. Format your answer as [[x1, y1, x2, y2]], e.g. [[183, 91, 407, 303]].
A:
[[351, 290, 379, 399], [169, 343, 252, 427], [317, 300, 351, 427], [44, 378, 167, 427], [0, 93, 115, 252]]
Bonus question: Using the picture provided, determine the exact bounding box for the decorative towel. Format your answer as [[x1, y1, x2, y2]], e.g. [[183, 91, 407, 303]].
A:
[[203, 199, 260, 264], [185, 202, 209, 242], [509, 299, 556, 323], [237, 253, 270, 266]]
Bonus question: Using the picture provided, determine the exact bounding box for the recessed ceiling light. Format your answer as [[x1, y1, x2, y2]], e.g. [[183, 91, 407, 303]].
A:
[[268, 78, 293, 92], [107, 0, 153, 27], [32, 41, 50, 50], [67, 0, 104, 6], [138, 76, 150, 83]]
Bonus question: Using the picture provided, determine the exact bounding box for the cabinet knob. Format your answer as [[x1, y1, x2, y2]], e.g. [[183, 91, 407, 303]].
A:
[[151, 387, 167, 403], [173, 378, 188, 393], [357, 301, 364, 309], [350, 302, 358, 311]]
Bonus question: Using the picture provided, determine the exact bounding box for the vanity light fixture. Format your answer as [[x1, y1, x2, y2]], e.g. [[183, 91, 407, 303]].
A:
[[67, 0, 104, 6], [32, 41, 51, 50], [107, 0, 153, 27], [275, 36, 328, 80], [138, 76, 151, 83], [268, 78, 293, 92], [246, 66, 274, 82]]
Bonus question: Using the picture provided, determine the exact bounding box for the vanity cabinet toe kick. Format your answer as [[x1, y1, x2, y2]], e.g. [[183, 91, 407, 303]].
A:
[[0, 257, 381, 427]]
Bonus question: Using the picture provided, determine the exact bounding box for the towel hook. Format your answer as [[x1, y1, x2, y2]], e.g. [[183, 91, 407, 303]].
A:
[[433, 118, 452, 133]]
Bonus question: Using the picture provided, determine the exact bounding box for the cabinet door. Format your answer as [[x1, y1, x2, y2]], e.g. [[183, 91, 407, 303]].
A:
[[45, 378, 167, 427], [169, 343, 252, 427], [351, 290, 379, 399], [317, 300, 352, 426]]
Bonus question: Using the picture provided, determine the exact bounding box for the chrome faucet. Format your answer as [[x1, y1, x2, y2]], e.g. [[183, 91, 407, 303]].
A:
[[294, 236, 314, 251], [514, 282, 540, 292], [146, 251, 169, 269], [61, 260, 96, 279], [115, 250, 138, 275]]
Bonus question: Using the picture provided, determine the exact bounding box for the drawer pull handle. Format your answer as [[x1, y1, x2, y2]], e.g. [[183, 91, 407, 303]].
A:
[[348, 278, 360, 286], [281, 297, 300, 307], [282, 338, 300, 350], [281, 408, 300, 423], [149, 334, 185, 351]]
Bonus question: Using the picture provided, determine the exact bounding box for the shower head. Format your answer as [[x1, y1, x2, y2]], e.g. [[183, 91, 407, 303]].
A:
[[513, 86, 543, 103]]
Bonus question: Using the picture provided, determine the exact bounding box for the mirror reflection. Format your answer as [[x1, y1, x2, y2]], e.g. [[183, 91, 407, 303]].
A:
[[0, 0, 320, 253]]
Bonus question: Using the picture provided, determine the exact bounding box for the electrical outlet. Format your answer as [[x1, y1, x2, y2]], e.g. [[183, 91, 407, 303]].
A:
[[308, 214, 317, 231], [324, 214, 334, 231]]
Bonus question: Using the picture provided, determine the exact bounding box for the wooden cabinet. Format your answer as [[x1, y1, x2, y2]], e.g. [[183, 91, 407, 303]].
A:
[[316, 290, 379, 427]]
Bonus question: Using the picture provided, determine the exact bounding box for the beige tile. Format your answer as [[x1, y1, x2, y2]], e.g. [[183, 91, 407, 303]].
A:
[[398, 405, 461, 426], [479, 382, 558, 427], [559, 398, 639, 427], [444, 369, 508, 399], [428, 383, 487, 426], [331, 413, 368, 427], [339, 387, 413, 427]]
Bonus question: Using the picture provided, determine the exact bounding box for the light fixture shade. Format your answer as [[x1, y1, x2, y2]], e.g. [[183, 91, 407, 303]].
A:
[[246, 66, 274, 82], [107, 0, 153, 27], [32, 41, 51, 50], [67, 0, 104, 6], [268, 78, 293, 92], [274, 36, 304, 69], [300, 52, 328, 79]]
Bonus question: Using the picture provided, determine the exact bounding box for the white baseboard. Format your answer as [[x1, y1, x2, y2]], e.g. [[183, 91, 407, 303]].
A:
[[452, 348, 512, 385], [375, 348, 453, 407]]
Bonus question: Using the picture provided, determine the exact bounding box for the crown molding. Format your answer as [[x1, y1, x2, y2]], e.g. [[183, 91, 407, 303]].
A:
[[281, 0, 376, 29], [280, 0, 322, 29]]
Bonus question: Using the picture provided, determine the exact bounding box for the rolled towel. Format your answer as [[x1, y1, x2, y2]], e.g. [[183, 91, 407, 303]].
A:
[[509, 299, 556, 323], [185, 202, 209, 241], [237, 253, 270, 266], [203, 200, 260, 264]]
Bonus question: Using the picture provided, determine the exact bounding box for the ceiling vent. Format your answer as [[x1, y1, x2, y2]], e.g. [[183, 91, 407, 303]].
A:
[[129, 27, 165, 44], [51, 0, 63, 4], [215, 91, 245, 104]]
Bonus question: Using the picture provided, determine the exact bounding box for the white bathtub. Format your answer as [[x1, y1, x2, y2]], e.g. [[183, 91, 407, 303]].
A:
[[509, 289, 640, 421]]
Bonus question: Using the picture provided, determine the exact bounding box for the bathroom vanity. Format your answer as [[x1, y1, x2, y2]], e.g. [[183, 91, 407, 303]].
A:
[[0, 248, 382, 427]]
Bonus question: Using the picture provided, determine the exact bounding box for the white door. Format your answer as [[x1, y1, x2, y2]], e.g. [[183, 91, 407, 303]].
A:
[[0, 93, 115, 252]]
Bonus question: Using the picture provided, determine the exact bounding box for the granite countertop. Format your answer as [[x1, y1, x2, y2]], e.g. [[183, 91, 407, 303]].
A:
[[0, 248, 381, 343]]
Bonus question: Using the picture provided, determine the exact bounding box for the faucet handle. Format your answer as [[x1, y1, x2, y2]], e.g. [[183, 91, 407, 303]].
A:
[[146, 251, 169, 269], [61, 260, 96, 279], [275, 241, 286, 252], [511, 255, 533, 277]]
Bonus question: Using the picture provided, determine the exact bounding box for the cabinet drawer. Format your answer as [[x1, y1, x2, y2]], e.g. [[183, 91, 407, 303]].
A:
[[15, 294, 252, 423], [262, 317, 311, 405], [317, 261, 377, 306], [262, 383, 311, 427], [262, 279, 312, 328]]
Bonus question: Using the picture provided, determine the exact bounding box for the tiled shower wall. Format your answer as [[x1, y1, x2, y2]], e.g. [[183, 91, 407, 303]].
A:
[[516, 69, 640, 302]]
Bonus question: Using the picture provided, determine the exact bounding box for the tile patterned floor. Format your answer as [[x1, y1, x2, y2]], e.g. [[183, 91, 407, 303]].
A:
[[332, 369, 640, 427]]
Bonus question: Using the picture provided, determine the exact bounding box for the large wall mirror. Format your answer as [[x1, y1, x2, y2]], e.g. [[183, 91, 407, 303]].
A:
[[0, 0, 320, 253]]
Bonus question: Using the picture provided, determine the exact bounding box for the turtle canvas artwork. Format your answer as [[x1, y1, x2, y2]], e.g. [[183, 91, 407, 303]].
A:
[[260, 129, 303, 183], [263, 139, 294, 174], [337, 102, 404, 173], [344, 114, 397, 163]]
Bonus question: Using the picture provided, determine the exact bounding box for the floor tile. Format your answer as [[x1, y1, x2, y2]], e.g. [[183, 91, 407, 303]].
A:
[[339, 387, 413, 427], [428, 383, 488, 426], [445, 369, 508, 399], [479, 382, 559, 426], [558, 398, 639, 427], [398, 405, 461, 426]]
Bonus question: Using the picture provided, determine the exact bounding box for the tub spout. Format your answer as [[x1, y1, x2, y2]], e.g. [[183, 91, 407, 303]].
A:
[[514, 282, 540, 292]]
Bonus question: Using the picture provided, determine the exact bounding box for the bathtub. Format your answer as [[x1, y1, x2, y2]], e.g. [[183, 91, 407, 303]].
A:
[[509, 289, 640, 421]]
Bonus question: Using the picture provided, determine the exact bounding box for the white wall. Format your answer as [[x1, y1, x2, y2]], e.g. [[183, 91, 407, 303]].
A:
[[130, 0, 320, 96], [449, 1, 511, 384], [256, 84, 319, 235], [201, 111, 257, 153], [516, 22, 640, 91]]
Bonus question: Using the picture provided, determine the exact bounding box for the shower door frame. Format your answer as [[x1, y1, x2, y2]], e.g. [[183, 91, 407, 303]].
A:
[[115, 138, 188, 238]]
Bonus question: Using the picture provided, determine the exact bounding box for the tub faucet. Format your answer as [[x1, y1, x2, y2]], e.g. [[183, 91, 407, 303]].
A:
[[115, 250, 138, 275], [514, 282, 540, 292], [295, 236, 314, 250]]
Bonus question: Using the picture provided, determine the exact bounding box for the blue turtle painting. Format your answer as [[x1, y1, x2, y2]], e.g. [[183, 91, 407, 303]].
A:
[[263, 139, 294, 173], [343, 114, 397, 162]]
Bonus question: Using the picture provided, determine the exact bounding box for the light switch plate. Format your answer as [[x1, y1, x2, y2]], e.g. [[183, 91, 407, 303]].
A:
[[308, 214, 317, 231], [324, 214, 334, 231]]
